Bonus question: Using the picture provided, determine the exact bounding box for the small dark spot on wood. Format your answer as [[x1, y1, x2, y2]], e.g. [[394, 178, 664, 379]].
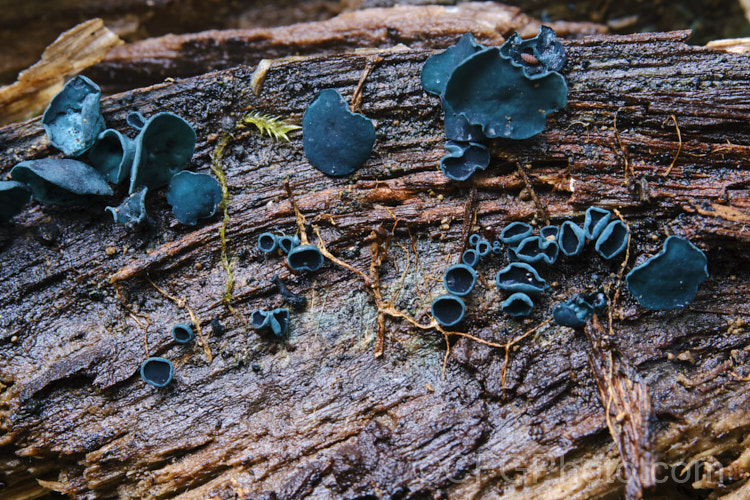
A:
[[34, 222, 60, 246]]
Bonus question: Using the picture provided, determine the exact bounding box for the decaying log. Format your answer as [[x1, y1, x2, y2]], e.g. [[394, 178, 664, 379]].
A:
[[86, 3, 605, 94], [0, 19, 122, 126], [1, 26, 750, 500]]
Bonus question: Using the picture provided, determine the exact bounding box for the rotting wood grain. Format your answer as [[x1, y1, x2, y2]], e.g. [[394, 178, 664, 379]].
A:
[[85, 2, 605, 95], [0, 30, 750, 499]]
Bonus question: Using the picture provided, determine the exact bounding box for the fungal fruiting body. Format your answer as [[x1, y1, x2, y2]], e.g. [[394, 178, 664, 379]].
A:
[[500, 222, 533, 246], [583, 207, 611, 241], [88, 129, 135, 184], [443, 264, 477, 296], [0, 181, 31, 222], [42, 75, 106, 156], [129, 112, 197, 194], [106, 187, 148, 225], [140, 357, 174, 387], [302, 89, 376, 177], [278, 235, 300, 254], [251, 308, 291, 337], [626, 236, 708, 310], [557, 221, 585, 256], [440, 141, 490, 181], [496, 262, 548, 294], [258, 232, 279, 253], [287, 245, 325, 272], [552, 292, 607, 328], [171, 323, 194, 344], [10, 158, 113, 205], [431, 294, 466, 327], [165, 171, 222, 225], [502, 292, 534, 317], [595, 220, 629, 260], [509, 235, 559, 265]]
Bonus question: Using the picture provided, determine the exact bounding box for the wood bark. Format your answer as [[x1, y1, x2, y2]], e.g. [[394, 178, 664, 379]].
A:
[[1, 24, 750, 500]]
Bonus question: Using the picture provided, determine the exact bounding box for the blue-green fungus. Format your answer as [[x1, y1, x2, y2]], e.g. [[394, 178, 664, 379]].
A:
[[11, 158, 113, 205], [443, 264, 477, 296], [462, 248, 479, 267], [510, 235, 559, 265], [498, 26, 566, 79], [557, 220, 585, 256], [42, 75, 106, 156], [491, 240, 503, 255], [431, 294, 465, 327], [500, 222, 533, 246], [89, 129, 135, 184], [128, 112, 196, 193], [626, 236, 708, 310], [269, 308, 290, 337], [0, 181, 31, 222], [540, 225, 559, 241], [552, 292, 607, 329], [105, 187, 148, 225], [287, 244, 324, 272], [251, 308, 290, 337], [496, 262, 548, 294], [469, 233, 481, 247], [165, 171, 222, 225], [251, 310, 270, 330], [171, 323, 194, 344], [302, 89, 376, 177], [258, 232, 279, 253], [442, 98, 486, 142], [583, 207, 611, 241], [440, 140, 490, 181], [475, 238, 491, 257], [502, 292, 534, 317], [443, 45, 567, 139], [278, 235, 300, 254], [421, 33, 485, 97], [595, 220, 629, 260], [140, 357, 174, 387]]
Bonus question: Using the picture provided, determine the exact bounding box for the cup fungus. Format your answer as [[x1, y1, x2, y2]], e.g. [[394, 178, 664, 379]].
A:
[[287, 244, 324, 272], [552, 292, 607, 328], [540, 225, 559, 241], [491, 241, 503, 255], [278, 235, 300, 254], [469, 233, 481, 247], [165, 171, 222, 225], [595, 220, 629, 260], [626, 236, 708, 310], [498, 26, 566, 79], [462, 248, 480, 267], [171, 323, 194, 344], [431, 294, 465, 327], [88, 129, 135, 184], [583, 207, 611, 241], [496, 262, 548, 294], [251, 308, 290, 337], [302, 89, 376, 177], [128, 112, 197, 193], [11, 159, 113, 205], [443, 264, 477, 296], [251, 309, 270, 330], [475, 238, 491, 257], [509, 236, 559, 266], [500, 222, 533, 246], [557, 220, 585, 256], [443, 45, 567, 139], [140, 357, 174, 387], [0, 181, 31, 222], [106, 187, 147, 225], [421, 33, 485, 97], [42, 75, 106, 156], [502, 292, 534, 317], [257, 232, 279, 253]]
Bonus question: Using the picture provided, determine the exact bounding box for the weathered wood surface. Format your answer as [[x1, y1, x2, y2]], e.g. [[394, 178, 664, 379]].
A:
[[1, 29, 750, 499], [85, 3, 604, 94]]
